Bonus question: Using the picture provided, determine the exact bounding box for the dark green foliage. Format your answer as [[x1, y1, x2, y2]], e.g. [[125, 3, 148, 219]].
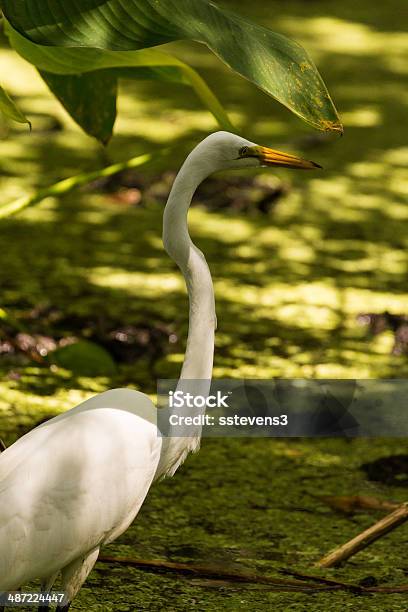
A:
[[52, 340, 117, 377], [40, 70, 118, 144], [1, 0, 342, 138]]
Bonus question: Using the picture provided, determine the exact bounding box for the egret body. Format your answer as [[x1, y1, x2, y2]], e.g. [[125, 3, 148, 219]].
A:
[[0, 132, 318, 610]]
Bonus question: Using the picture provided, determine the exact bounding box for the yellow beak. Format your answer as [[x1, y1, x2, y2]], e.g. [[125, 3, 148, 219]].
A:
[[244, 145, 322, 170]]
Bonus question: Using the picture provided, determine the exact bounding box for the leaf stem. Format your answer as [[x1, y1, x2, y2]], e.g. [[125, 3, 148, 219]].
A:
[[180, 64, 234, 131], [0, 152, 156, 219]]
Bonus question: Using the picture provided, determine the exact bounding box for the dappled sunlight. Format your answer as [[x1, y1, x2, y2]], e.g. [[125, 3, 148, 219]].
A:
[[0, 49, 47, 95], [348, 161, 388, 179], [382, 146, 408, 165], [345, 288, 407, 313], [88, 267, 184, 296], [0, 0, 405, 455], [340, 106, 382, 128], [117, 96, 220, 142], [276, 303, 337, 330], [190, 208, 254, 242], [0, 379, 98, 443], [309, 176, 352, 200], [278, 15, 408, 61], [389, 170, 408, 198]]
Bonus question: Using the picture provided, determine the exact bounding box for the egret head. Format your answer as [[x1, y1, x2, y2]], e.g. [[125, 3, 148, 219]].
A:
[[192, 131, 321, 173]]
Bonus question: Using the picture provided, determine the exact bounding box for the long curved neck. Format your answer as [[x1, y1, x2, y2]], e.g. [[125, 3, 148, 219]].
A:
[[155, 145, 219, 481], [163, 154, 216, 381]]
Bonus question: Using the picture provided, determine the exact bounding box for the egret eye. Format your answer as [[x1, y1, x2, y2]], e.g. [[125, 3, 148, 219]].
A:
[[239, 146, 249, 157]]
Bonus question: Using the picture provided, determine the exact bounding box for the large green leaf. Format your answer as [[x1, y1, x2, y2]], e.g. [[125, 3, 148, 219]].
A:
[[41, 70, 117, 143], [0, 83, 30, 125], [1, 0, 342, 132], [5, 23, 233, 140]]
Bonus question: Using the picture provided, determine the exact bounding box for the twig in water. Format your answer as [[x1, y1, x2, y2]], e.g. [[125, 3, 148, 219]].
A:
[[97, 556, 339, 592], [98, 555, 408, 594], [316, 502, 408, 568]]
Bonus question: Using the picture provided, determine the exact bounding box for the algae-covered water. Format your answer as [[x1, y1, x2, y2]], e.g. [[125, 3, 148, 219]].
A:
[[0, 0, 407, 609]]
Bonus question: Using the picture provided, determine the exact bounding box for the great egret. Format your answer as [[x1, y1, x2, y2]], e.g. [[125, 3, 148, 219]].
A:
[[0, 132, 319, 611]]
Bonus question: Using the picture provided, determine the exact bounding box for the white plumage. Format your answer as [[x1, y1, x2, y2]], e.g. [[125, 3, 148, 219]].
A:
[[0, 390, 160, 593], [0, 132, 317, 609]]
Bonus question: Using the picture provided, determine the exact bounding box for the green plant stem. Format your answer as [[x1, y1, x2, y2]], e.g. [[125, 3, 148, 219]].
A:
[[180, 64, 234, 131], [0, 152, 156, 219]]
